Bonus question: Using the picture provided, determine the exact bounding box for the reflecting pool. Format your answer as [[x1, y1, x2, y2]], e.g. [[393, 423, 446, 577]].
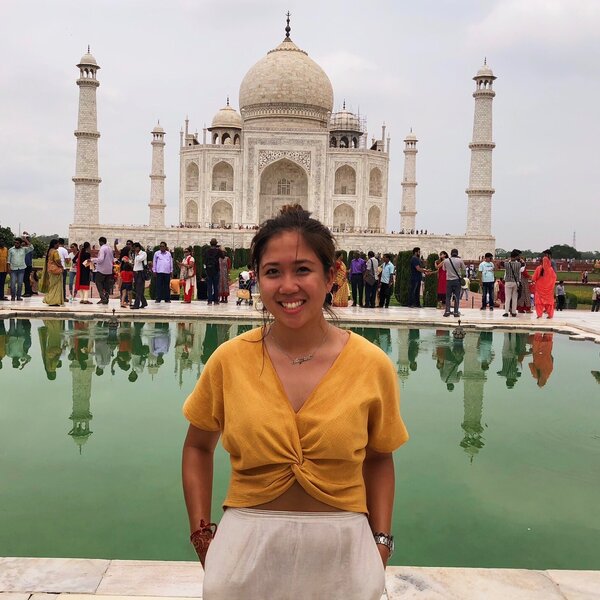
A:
[[1, 319, 599, 569]]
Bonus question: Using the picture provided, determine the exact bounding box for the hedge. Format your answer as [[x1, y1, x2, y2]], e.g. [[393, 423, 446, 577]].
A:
[[469, 280, 480, 293], [565, 292, 578, 309], [423, 253, 438, 307], [394, 251, 412, 305]]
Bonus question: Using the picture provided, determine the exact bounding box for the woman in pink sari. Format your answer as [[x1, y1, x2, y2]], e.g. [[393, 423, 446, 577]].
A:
[[532, 255, 557, 319]]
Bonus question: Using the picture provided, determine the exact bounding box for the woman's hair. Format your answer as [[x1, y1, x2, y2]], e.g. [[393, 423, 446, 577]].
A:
[[45, 238, 59, 263], [250, 204, 335, 278], [335, 250, 343, 260], [82, 241, 91, 251], [440, 250, 448, 259]]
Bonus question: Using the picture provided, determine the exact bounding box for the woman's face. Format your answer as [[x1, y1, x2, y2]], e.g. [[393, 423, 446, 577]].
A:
[[258, 230, 334, 330]]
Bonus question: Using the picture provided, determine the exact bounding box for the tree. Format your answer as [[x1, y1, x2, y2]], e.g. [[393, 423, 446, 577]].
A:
[[548, 244, 581, 259], [0, 225, 15, 248]]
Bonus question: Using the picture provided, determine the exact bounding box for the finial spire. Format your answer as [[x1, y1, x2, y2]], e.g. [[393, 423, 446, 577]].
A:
[[226, 95, 230, 106], [87, 44, 90, 53], [342, 99, 346, 110], [484, 56, 487, 65], [285, 11, 291, 38]]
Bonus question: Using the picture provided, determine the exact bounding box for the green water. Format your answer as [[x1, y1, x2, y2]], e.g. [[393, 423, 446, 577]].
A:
[[1, 319, 599, 569]]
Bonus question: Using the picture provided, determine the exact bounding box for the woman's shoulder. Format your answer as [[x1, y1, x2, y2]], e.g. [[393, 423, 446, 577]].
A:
[[208, 327, 264, 363], [344, 331, 393, 369]]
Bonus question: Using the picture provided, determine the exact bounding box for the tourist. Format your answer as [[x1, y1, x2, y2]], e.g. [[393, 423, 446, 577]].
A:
[[22, 234, 34, 297], [116, 239, 134, 261], [182, 205, 408, 599], [460, 275, 470, 301], [517, 267, 533, 313], [349, 251, 366, 307], [75, 242, 93, 304], [67, 243, 79, 300], [119, 259, 134, 307], [179, 246, 196, 304], [408, 247, 427, 308], [591, 286, 600, 312], [7, 236, 33, 301], [0, 239, 8, 300], [364, 250, 378, 308], [218, 250, 230, 303], [435, 251, 448, 309], [332, 250, 349, 307], [131, 242, 148, 310], [443, 249, 466, 317], [378, 253, 395, 308], [153, 241, 173, 303], [204, 238, 221, 305], [582, 270, 589, 284], [57, 238, 69, 300], [495, 277, 505, 308], [503, 249, 522, 317], [91, 236, 114, 305], [532, 255, 557, 319], [478, 252, 495, 310], [555, 280, 566, 311], [40, 239, 65, 307]]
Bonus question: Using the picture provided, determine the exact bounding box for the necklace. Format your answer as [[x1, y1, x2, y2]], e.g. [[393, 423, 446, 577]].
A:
[[269, 324, 330, 366]]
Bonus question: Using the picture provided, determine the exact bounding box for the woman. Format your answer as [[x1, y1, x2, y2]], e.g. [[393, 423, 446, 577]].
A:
[[332, 250, 349, 307], [517, 268, 532, 313], [435, 250, 448, 308], [75, 242, 93, 304], [182, 205, 408, 600], [217, 250, 230, 303], [40, 239, 64, 306], [179, 246, 196, 303], [532, 255, 557, 319], [67, 243, 79, 301]]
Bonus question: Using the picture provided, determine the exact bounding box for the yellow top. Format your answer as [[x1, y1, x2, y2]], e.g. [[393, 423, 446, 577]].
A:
[[183, 328, 408, 513], [0, 247, 7, 272]]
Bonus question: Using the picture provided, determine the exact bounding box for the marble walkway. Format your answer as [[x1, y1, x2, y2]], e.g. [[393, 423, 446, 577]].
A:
[[1, 557, 599, 599]]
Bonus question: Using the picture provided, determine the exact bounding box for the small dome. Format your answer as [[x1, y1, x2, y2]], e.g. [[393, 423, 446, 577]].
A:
[[210, 104, 242, 129], [475, 62, 495, 78], [330, 109, 361, 132], [78, 52, 99, 68], [152, 123, 164, 134], [239, 37, 333, 125], [404, 130, 417, 141]]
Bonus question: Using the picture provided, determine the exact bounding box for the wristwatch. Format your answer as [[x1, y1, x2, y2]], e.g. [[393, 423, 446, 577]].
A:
[[373, 532, 394, 557]]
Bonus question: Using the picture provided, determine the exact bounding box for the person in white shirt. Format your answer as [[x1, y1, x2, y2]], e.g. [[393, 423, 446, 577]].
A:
[[592, 286, 600, 313], [131, 242, 148, 309], [67, 242, 79, 300], [57, 238, 70, 300]]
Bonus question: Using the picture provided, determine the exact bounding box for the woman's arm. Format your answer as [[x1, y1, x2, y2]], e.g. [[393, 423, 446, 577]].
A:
[[182, 424, 221, 565], [363, 448, 395, 566]]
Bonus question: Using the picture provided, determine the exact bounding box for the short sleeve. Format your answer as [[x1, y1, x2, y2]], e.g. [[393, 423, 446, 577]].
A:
[[182, 352, 225, 432], [367, 358, 409, 453]]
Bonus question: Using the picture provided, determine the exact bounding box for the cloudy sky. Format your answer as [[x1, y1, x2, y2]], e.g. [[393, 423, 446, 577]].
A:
[[1, 0, 599, 251]]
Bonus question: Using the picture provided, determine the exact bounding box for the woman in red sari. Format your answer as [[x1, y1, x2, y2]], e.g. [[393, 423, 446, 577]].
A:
[[435, 251, 448, 309], [532, 255, 557, 319], [75, 241, 92, 304]]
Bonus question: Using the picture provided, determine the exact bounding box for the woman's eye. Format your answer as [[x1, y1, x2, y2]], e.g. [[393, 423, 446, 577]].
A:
[[264, 268, 278, 276]]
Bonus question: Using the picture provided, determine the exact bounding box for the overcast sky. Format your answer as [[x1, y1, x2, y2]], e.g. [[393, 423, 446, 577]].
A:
[[1, 0, 599, 251]]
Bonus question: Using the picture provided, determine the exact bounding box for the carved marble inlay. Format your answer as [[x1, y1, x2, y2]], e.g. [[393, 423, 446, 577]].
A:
[[258, 150, 311, 173]]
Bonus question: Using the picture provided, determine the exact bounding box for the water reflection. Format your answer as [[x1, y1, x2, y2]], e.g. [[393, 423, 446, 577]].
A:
[[0, 320, 566, 458]]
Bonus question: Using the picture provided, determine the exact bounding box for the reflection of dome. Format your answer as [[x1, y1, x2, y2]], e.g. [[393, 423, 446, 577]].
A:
[[210, 104, 242, 129], [239, 37, 333, 126], [330, 109, 361, 132]]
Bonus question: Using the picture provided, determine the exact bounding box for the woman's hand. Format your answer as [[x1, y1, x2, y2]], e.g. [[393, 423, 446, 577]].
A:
[[376, 543, 390, 567]]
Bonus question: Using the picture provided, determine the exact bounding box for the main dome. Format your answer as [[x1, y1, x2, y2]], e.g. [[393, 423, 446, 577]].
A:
[[239, 37, 334, 127]]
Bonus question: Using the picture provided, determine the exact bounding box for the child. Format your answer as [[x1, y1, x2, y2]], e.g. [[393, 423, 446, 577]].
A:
[[555, 280, 566, 311], [120, 259, 134, 307]]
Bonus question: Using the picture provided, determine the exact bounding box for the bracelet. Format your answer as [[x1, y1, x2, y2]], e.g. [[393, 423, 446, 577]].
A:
[[190, 520, 218, 557], [373, 532, 395, 558]]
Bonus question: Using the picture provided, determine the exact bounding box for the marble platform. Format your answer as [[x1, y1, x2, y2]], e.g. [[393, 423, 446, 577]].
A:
[[2, 296, 600, 343], [1, 558, 599, 599]]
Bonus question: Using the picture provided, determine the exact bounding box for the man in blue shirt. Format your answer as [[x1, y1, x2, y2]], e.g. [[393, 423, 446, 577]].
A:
[[7, 237, 34, 301], [478, 252, 495, 310], [408, 247, 428, 308], [378, 254, 395, 308]]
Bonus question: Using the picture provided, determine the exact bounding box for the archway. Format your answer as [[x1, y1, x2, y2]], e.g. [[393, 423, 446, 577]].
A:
[[334, 165, 356, 195], [368, 205, 381, 230], [259, 158, 308, 223], [211, 200, 233, 226], [333, 203, 355, 230], [212, 161, 234, 191], [369, 167, 382, 197], [186, 200, 198, 224], [186, 162, 199, 191]]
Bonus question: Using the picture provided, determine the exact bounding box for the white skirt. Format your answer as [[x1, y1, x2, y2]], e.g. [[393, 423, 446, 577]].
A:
[[203, 508, 386, 600]]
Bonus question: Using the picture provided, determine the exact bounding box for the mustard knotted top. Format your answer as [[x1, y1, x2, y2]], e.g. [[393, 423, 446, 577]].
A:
[[183, 328, 408, 513]]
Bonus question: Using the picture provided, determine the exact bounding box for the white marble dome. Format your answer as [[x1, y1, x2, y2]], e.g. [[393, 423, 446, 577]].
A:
[[330, 109, 361, 132], [239, 37, 334, 124], [475, 63, 495, 78], [210, 104, 242, 129], [78, 52, 98, 67]]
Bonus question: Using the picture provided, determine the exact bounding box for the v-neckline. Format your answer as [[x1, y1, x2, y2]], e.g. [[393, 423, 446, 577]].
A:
[[264, 330, 354, 416]]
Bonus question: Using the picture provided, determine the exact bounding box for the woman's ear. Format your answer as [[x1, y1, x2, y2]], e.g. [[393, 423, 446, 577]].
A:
[[326, 266, 335, 287]]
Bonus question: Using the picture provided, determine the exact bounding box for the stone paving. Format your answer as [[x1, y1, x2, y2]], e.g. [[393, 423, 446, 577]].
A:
[[2, 298, 599, 598]]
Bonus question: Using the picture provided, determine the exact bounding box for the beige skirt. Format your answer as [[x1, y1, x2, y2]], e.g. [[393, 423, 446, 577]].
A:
[[203, 508, 385, 600]]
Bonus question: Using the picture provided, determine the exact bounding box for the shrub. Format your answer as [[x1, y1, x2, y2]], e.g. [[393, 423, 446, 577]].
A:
[[394, 251, 412, 306], [469, 280, 480, 293], [565, 292, 578, 309], [172, 247, 184, 278], [423, 253, 439, 307]]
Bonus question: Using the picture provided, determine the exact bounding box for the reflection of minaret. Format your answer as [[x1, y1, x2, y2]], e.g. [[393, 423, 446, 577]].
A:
[[396, 329, 411, 384], [460, 333, 487, 461], [466, 60, 496, 237], [69, 358, 94, 453], [73, 47, 101, 226], [400, 130, 417, 231], [149, 122, 166, 227]]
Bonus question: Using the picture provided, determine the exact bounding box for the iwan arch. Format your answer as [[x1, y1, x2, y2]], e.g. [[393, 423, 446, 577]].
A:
[[68, 22, 496, 258]]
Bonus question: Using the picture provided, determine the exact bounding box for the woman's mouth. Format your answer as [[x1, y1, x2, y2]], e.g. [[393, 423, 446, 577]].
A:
[[279, 300, 305, 310]]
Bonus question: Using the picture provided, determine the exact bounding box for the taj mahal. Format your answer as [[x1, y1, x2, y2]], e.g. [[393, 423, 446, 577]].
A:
[[69, 19, 497, 257]]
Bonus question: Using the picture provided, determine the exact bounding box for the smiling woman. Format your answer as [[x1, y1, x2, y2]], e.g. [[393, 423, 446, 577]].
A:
[[182, 205, 408, 599]]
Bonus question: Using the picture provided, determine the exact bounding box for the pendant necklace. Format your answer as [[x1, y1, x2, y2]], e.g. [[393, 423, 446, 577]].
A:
[[269, 324, 330, 366]]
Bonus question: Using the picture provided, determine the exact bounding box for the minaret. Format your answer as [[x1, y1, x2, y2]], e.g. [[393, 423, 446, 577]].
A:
[[466, 60, 496, 237], [149, 122, 166, 227], [72, 47, 101, 226], [400, 130, 418, 231]]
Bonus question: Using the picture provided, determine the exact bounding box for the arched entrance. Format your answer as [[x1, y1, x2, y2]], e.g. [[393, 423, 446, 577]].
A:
[[186, 200, 198, 224], [333, 203, 354, 230], [259, 158, 308, 223], [211, 200, 233, 226], [368, 205, 381, 230]]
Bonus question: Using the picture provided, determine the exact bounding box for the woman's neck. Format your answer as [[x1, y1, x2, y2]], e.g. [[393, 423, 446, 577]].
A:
[[269, 318, 330, 352]]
